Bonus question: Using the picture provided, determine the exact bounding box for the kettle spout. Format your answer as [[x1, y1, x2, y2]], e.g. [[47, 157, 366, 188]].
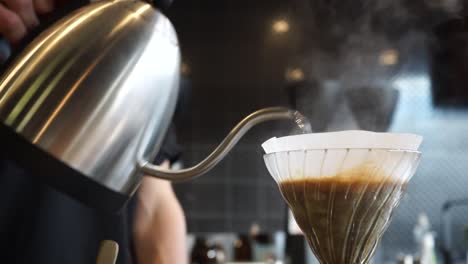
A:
[[139, 107, 311, 182]]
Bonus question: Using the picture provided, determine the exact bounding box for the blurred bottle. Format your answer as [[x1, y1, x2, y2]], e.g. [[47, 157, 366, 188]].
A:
[[413, 213, 437, 264], [414, 214, 431, 247], [233, 234, 252, 261], [413, 213, 430, 261], [249, 223, 277, 262], [191, 237, 217, 264], [211, 243, 226, 263], [420, 233, 437, 264], [253, 233, 276, 262], [397, 255, 414, 264]]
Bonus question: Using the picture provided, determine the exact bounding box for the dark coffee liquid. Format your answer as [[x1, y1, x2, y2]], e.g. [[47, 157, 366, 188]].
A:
[[279, 167, 407, 264]]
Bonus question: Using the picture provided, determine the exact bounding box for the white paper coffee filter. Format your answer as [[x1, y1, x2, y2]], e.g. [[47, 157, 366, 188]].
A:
[[262, 130, 422, 154], [262, 131, 422, 182]]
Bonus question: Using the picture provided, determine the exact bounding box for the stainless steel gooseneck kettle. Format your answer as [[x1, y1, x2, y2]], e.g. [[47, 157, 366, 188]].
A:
[[0, 0, 309, 212]]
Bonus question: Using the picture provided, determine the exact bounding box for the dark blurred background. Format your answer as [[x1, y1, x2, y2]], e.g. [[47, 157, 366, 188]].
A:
[[167, 0, 298, 233], [165, 0, 468, 262]]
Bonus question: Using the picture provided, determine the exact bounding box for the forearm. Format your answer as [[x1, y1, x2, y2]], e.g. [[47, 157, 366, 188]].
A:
[[133, 176, 188, 264], [145, 192, 187, 264]]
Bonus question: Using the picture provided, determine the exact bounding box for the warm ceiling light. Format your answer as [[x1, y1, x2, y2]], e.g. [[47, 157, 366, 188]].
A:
[[379, 49, 399, 66], [286, 68, 305, 82], [181, 62, 190, 76], [273, 19, 290, 34]]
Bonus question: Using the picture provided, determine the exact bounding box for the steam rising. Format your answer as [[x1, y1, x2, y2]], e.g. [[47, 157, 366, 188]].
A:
[[290, 0, 465, 132]]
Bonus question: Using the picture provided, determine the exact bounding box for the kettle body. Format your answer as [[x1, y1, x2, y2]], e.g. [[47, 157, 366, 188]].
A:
[[0, 0, 180, 211], [0, 0, 309, 212]]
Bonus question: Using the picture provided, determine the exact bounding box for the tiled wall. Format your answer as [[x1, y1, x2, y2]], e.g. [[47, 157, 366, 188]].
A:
[[174, 142, 287, 233]]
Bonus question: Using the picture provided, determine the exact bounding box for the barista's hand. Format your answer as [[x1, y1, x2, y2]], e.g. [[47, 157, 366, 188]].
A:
[[0, 0, 56, 44]]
